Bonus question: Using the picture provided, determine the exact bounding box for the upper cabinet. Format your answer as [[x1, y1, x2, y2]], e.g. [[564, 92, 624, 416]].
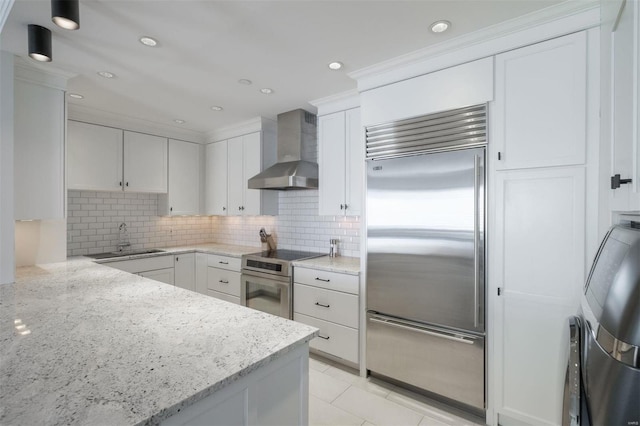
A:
[[205, 129, 277, 216], [158, 139, 200, 216], [493, 31, 587, 170], [14, 79, 65, 220], [205, 140, 228, 215], [318, 108, 363, 216], [67, 121, 168, 193], [609, 0, 640, 211], [67, 121, 123, 191], [122, 131, 168, 193]]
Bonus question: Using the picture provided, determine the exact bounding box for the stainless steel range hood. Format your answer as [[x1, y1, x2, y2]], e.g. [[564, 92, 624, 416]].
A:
[[248, 109, 318, 190]]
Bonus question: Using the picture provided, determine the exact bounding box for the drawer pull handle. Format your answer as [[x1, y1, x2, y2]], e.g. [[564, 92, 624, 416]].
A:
[[315, 277, 330, 282], [219, 280, 229, 284], [218, 261, 229, 265], [318, 335, 330, 340], [315, 302, 330, 308]]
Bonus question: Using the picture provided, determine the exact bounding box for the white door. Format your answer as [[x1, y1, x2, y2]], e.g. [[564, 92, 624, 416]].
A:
[[227, 136, 244, 214], [174, 253, 195, 291], [242, 132, 262, 215], [318, 111, 346, 216], [123, 131, 168, 193], [205, 141, 228, 215], [345, 107, 363, 216], [67, 121, 123, 192], [494, 32, 587, 170], [166, 140, 200, 215], [140, 268, 175, 285], [492, 167, 585, 426]]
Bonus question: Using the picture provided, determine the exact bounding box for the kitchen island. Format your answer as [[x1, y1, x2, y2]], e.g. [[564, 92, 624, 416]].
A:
[[0, 258, 318, 425]]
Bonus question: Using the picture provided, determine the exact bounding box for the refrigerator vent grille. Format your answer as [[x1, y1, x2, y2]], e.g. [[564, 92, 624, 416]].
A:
[[365, 104, 487, 159]]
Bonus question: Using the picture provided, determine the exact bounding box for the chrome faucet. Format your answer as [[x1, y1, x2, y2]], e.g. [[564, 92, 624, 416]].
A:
[[117, 222, 131, 252]]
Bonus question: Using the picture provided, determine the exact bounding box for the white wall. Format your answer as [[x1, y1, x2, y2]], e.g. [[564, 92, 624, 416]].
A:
[[0, 50, 15, 283]]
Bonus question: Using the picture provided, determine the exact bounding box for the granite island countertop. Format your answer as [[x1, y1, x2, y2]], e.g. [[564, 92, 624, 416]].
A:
[[0, 258, 317, 425]]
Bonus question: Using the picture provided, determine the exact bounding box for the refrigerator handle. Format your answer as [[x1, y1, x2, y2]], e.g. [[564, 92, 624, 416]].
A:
[[369, 314, 476, 345], [473, 154, 480, 329]]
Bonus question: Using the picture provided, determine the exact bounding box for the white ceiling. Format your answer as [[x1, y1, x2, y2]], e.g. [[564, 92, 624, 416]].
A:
[[2, 0, 566, 137]]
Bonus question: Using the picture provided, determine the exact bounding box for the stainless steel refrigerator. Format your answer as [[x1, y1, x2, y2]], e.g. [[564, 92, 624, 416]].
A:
[[366, 108, 486, 412]]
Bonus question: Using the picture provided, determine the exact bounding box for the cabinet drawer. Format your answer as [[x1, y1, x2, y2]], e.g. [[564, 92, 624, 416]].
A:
[[294, 283, 359, 328], [206, 289, 241, 305], [208, 267, 241, 297], [294, 313, 358, 364], [104, 255, 173, 274], [208, 254, 241, 272], [294, 267, 359, 294]]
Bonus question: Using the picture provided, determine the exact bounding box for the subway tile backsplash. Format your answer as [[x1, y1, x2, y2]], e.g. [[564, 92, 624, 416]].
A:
[[67, 190, 360, 258]]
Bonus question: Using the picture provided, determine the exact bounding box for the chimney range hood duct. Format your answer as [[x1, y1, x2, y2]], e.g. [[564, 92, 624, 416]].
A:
[[248, 109, 318, 190]]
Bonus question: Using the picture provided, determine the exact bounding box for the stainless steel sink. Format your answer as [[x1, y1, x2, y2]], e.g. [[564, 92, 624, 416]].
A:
[[86, 249, 165, 260]]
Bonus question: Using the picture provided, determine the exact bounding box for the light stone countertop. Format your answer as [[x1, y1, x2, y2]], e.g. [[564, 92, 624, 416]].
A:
[[0, 258, 317, 426], [292, 255, 361, 275], [93, 242, 262, 264]]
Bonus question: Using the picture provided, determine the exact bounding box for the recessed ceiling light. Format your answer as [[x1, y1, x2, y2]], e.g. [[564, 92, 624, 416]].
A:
[[210, 106, 224, 111], [238, 79, 252, 85], [139, 36, 158, 47], [174, 119, 185, 124], [260, 88, 274, 95], [430, 20, 451, 33], [68, 93, 84, 99], [97, 71, 116, 79], [328, 61, 343, 70]]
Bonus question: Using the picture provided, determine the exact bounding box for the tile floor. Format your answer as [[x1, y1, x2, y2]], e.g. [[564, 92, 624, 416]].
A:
[[308, 355, 485, 426]]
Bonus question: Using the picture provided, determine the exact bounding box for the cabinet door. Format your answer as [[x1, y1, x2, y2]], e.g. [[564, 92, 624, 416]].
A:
[[14, 81, 65, 220], [139, 268, 175, 285], [123, 131, 168, 193], [174, 253, 195, 291], [345, 108, 363, 216], [67, 121, 123, 192], [318, 111, 347, 216], [492, 167, 585, 426], [205, 141, 228, 215], [243, 132, 262, 215], [227, 136, 244, 214], [610, 0, 640, 210], [195, 252, 208, 294], [161, 140, 200, 215], [494, 32, 587, 170]]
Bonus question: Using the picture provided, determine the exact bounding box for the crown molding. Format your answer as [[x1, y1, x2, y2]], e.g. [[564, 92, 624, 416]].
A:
[[206, 116, 276, 143], [68, 103, 205, 143], [349, 1, 600, 92], [14, 56, 76, 90], [310, 89, 360, 116], [0, 0, 14, 34]]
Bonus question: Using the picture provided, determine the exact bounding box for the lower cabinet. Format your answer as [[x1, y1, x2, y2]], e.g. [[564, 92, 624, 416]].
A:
[[293, 267, 360, 365], [195, 254, 242, 305], [174, 253, 195, 291], [105, 255, 175, 285], [139, 268, 175, 285]]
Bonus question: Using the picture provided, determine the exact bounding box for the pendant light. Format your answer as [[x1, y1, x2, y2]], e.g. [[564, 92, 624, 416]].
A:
[[51, 0, 80, 30], [28, 25, 52, 62]]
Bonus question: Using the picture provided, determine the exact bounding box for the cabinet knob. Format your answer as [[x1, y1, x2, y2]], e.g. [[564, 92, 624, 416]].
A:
[[611, 174, 633, 189], [126, 182, 129, 187], [340, 204, 344, 210], [170, 207, 173, 212], [315, 302, 330, 308], [238, 206, 242, 211], [222, 206, 226, 211], [119, 181, 123, 187], [344, 204, 348, 210], [176, 257, 179, 261], [498, 152, 502, 160], [317, 335, 330, 340]]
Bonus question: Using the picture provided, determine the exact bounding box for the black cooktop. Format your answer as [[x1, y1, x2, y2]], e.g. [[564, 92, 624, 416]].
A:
[[246, 249, 320, 262]]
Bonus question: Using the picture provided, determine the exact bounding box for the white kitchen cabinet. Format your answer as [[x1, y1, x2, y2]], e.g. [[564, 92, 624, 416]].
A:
[[205, 140, 228, 215], [491, 167, 585, 426], [493, 31, 587, 170], [318, 108, 363, 216], [293, 266, 359, 365], [609, 0, 640, 211], [204, 254, 242, 304], [195, 252, 208, 294], [67, 122, 168, 193], [139, 268, 175, 285], [123, 131, 168, 193], [174, 253, 195, 291], [67, 121, 123, 192], [159, 140, 200, 216], [14, 79, 65, 220], [206, 132, 276, 216]]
